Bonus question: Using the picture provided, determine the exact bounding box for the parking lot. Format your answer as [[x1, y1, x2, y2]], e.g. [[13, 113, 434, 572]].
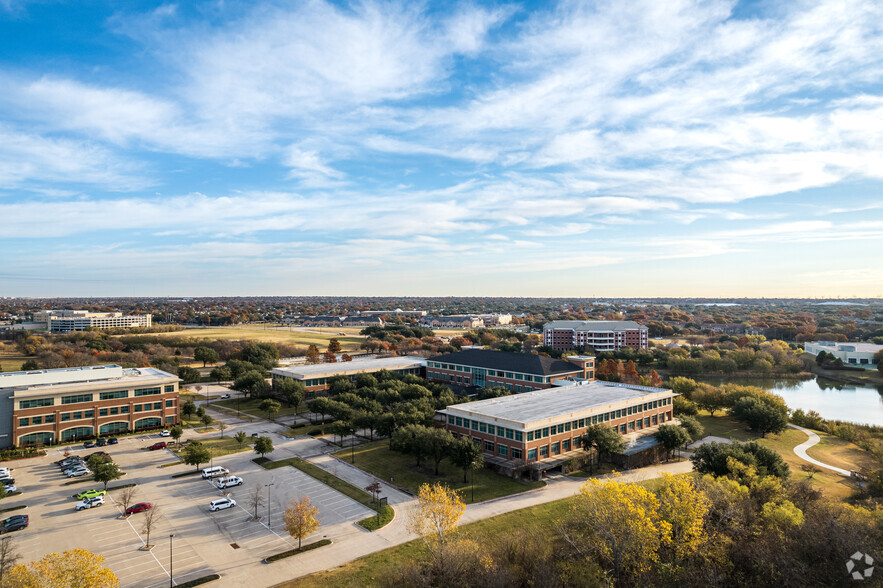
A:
[[1, 431, 377, 586]]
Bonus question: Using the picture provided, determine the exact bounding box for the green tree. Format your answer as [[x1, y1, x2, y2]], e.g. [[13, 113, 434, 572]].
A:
[[274, 377, 305, 412], [254, 436, 274, 459], [239, 342, 279, 370], [691, 385, 725, 416], [181, 400, 196, 421], [424, 428, 455, 476], [177, 366, 202, 384], [234, 430, 248, 449], [391, 424, 429, 467], [690, 441, 789, 479], [20, 359, 39, 371], [181, 441, 211, 471], [200, 413, 213, 430], [259, 399, 281, 421], [91, 459, 123, 491], [677, 414, 704, 440], [209, 365, 232, 382], [673, 396, 698, 416], [581, 424, 625, 472], [232, 370, 270, 399], [194, 346, 220, 367], [449, 437, 484, 483], [731, 396, 787, 437], [169, 425, 184, 444], [654, 424, 691, 461]]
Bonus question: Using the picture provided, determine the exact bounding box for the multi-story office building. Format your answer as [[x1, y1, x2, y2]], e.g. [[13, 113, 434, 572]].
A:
[[421, 315, 485, 329], [426, 349, 594, 391], [36, 310, 152, 332], [0, 364, 179, 448], [439, 380, 674, 472], [804, 341, 882, 367], [543, 320, 648, 351], [271, 356, 426, 398]]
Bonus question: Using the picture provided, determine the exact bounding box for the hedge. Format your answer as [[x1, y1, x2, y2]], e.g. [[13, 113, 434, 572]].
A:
[[264, 539, 332, 562]]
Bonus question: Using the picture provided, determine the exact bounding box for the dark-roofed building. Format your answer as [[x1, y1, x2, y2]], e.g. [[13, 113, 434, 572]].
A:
[[426, 349, 594, 392], [341, 316, 384, 327]]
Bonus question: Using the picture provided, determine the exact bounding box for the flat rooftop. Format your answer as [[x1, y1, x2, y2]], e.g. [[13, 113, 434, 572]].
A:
[[545, 320, 647, 331], [1, 364, 177, 395], [809, 341, 882, 353], [443, 381, 671, 426], [272, 356, 426, 378]]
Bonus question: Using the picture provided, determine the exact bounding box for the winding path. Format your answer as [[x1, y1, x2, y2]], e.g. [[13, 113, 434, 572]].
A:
[[787, 423, 851, 477]]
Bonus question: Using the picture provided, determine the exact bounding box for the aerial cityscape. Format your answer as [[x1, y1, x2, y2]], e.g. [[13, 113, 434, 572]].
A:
[[1, 1, 882, 587]]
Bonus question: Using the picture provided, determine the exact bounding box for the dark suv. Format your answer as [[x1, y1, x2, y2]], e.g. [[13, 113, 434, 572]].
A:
[[1, 515, 29, 534]]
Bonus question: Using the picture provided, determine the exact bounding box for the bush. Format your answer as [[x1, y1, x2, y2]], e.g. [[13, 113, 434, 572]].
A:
[[265, 539, 332, 562], [175, 574, 221, 587], [308, 428, 324, 436]]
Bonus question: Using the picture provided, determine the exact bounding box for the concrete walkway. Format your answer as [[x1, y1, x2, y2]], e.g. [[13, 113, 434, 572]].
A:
[[788, 423, 851, 477]]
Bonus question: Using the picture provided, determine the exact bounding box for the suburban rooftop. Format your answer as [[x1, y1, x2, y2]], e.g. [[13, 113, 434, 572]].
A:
[[441, 380, 672, 426]]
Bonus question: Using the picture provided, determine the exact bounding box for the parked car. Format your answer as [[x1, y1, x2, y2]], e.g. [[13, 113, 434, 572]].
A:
[[66, 467, 91, 478], [3, 485, 17, 493], [160, 430, 170, 437], [219, 394, 230, 399], [83, 440, 95, 449], [0, 467, 13, 475], [107, 437, 119, 445], [96, 438, 107, 447], [59, 460, 83, 469], [147, 442, 167, 451], [86, 451, 109, 460], [75, 496, 105, 511], [215, 475, 243, 489], [209, 498, 236, 512], [57, 456, 82, 465], [201, 466, 229, 479], [0, 474, 14, 483], [0, 515, 28, 533], [75, 489, 106, 500], [125, 502, 152, 515]]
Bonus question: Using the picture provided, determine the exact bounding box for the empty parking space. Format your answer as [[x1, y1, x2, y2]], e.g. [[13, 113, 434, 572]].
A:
[[268, 467, 374, 526]]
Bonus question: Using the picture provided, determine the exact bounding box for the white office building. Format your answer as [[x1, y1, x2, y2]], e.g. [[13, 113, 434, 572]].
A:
[[36, 310, 152, 332]]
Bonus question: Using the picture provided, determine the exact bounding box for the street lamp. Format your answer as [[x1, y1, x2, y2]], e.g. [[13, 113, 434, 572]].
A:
[[471, 460, 476, 503], [169, 534, 174, 588], [265, 482, 275, 528], [350, 428, 356, 464]]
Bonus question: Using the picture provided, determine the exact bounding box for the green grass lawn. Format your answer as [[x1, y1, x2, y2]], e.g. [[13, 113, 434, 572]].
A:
[[333, 440, 545, 504], [171, 435, 256, 459], [213, 397, 300, 421], [693, 412, 757, 442]]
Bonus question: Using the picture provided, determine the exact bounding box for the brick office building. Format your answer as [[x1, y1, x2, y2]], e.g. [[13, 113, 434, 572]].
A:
[[543, 320, 649, 351], [438, 380, 674, 475], [0, 364, 179, 448], [426, 349, 594, 392]]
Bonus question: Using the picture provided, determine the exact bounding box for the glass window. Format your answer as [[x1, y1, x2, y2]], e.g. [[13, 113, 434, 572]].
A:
[[645, 417, 650, 427], [471, 420, 479, 431], [539, 445, 549, 457], [551, 442, 560, 453], [61, 394, 93, 405], [99, 391, 128, 401], [511, 448, 522, 460], [61, 413, 71, 422], [99, 408, 108, 416], [153, 402, 162, 410], [73, 411, 82, 420], [558, 424, 565, 434], [514, 431, 522, 442], [497, 426, 505, 436], [164, 385, 175, 393], [84, 410, 94, 418], [134, 387, 161, 397], [542, 427, 549, 438], [463, 419, 470, 428], [165, 399, 174, 408], [563, 439, 571, 451], [485, 441, 494, 451], [620, 424, 627, 433], [527, 431, 534, 442], [505, 429, 514, 440], [498, 445, 508, 456], [455, 417, 462, 427], [18, 418, 28, 427], [19, 397, 54, 409], [564, 422, 571, 432], [527, 448, 537, 460], [45, 414, 55, 423], [165, 416, 175, 423], [134, 404, 143, 412], [629, 421, 635, 431]]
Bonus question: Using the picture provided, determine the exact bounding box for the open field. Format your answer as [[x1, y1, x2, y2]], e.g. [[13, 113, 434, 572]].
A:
[[0, 343, 29, 372], [333, 440, 545, 504], [149, 326, 365, 351]]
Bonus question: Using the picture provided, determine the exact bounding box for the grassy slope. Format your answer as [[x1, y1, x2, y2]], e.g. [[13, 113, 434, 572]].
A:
[[332, 440, 545, 504]]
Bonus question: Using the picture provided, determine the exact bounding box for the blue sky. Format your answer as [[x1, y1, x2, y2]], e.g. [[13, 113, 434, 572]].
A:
[[1, 0, 881, 298]]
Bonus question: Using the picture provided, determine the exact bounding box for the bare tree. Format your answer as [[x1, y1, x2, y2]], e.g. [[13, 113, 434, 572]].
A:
[[0, 537, 21, 586], [141, 504, 159, 549], [247, 485, 264, 521], [119, 487, 138, 517], [218, 421, 228, 438]]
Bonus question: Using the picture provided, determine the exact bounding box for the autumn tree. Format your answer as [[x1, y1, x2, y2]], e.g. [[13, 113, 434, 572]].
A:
[[283, 496, 321, 549], [449, 437, 484, 483], [323, 350, 337, 363], [181, 440, 211, 471], [0, 536, 21, 586], [327, 338, 343, 354], [654, 474, 711, 564], [407, 483, 466, 554], [622, 360, 640, 384], [6, 549, 119, 588], [254, 436, 274, 459], [341, 353, 353, 362], [305, 345, 320, 364], [560, 478, 671, 583], [649, 369, 662, 387]]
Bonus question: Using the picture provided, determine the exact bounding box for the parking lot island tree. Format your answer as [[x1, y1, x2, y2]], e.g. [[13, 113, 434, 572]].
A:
[[5, 549, 118, 588], [200, 413, 213, 431], [254, 436, 274, 459], [169, 425, 183, 445], [234, 430, 248, 449], [181, 441, 211, 472], [118, 487, 138, 517], [247, 485, 265, 521], [217, 422, 228, 438], [92, 459, 123, 491], [283, 496, 320, 549], [140, 505, 159, 550]]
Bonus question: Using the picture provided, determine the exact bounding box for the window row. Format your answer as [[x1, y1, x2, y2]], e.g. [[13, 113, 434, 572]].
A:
[[18, 400, 174, 426]]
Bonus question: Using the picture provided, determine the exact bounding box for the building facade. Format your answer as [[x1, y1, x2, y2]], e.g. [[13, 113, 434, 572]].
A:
[[0, 365, 179, 448], [426, 349, 594, 392], [804, 341, 882, 367], [543, 320, 649, 351], [271, 356, 427, 398], [439, 381, 674, 470], [421, 315, 485, 329], [36, 310, 152, 332]]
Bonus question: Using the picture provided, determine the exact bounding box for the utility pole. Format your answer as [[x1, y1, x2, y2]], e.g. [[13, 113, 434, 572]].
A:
[[265, 482, 275, 528], [169, 534, 174, 587]]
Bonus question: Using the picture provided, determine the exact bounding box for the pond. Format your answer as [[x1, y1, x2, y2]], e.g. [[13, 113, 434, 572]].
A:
[[697, 375, 883, 427]]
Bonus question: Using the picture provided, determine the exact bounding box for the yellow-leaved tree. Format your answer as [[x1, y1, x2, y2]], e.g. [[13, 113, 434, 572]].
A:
[[407, 483, 465, 552], [655, 474, 711, 563], [561, 477, 671, 583], [283, 496, 320, 549], [6, 548, 119, 588]]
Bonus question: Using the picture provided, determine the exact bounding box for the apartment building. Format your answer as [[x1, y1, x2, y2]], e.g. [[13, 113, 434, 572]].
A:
[[439, 380, 674, 472], [36, 310, 152, 332], [543, 320, 649, 351], [271, 356, 426, 398], [0, 364, 179, 448], [426, 349, 594, 392]]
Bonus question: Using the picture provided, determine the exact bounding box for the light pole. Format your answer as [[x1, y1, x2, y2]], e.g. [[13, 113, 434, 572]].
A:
[[471, 460, 475, 503], [169, 533, 174, 587], [265, 482, 275, 528], [350, 427, 355, 464]]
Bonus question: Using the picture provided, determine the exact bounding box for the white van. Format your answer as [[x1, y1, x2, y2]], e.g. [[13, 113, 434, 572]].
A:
[[201, 466, 229, 479]]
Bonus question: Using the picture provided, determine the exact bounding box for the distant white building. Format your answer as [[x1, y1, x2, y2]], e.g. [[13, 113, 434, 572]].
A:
[[36, 310, 152, 333], [804, 341, 882, 367]]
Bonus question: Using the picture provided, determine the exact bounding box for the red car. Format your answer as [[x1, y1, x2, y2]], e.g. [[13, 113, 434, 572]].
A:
[[147, 442, 167, 451], [125, 502, 152, 515]]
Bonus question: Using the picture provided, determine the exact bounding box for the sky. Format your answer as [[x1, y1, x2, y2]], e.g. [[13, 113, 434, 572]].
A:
[[1, 0, 882, 298]]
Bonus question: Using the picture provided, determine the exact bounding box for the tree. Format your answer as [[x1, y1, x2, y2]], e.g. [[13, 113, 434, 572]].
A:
[[283, 496, 320, 549], [391, 424, 430, 467], [194, 346, 220, 367], [177, 366, 201, 384], [92, 459, 123, 491], [424, 428, 455, 475], [731, 396, 787, 437], [196, 406, 206, 419], [275, 377, 305, 411], [560, 478, 670, 583], [234, 430, 248, 449], [254, 436, 274, 459], [450, 437, 484, 483], [0, 535, 21, 586], [649, 369, 662, 387], [654, 474, 711, 564], [259, 399, 281, 421], [677, 414, 704, 441], [19, 360, 39, 371], [141, 505, 159, 549], [581, 424, 626, 472], [169, 425, 183, 444], [341, 353, 353, 362], [691, 441, 790, 479], [181, 441, 211, 471], [407, 483, 466, 553], [622, 360, 640, 384], [323, 351, 337, 363], [181, 400, 196, 421], [654, 424, 691, 461], [209, 365, 232, 382], [327, 338, 343, 354], [365, 481, 382, 504], [692, 386, 726, 416], [217, 421, 227, 438], [200, 413, 213, 430], [118, 486, 138, 516], [5, 549, 118, 588], [305, 345, 320, 364], [232, 370, 270, 399], [247, 485, 264, 520]]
